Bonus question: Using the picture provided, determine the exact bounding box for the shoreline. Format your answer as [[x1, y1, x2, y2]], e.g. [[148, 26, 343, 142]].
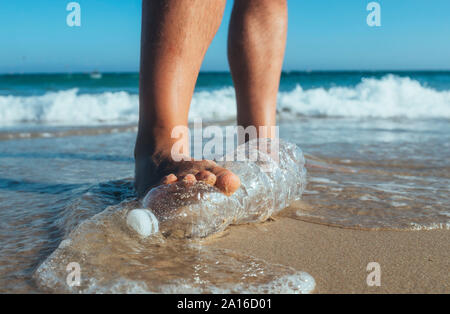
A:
[[205, 216, 450, 293]]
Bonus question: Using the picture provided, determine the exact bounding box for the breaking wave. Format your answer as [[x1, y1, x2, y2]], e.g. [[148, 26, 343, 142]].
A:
[[1, 75, 449, 126]]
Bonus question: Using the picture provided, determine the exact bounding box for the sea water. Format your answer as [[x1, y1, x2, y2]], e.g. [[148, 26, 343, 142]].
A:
[[33, 139, 315, 293], [34, 201, 315, 294], [0, 71, 449, 292]]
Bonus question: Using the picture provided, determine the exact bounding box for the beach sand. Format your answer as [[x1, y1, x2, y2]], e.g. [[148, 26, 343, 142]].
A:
[[205, 209, 450, 293]]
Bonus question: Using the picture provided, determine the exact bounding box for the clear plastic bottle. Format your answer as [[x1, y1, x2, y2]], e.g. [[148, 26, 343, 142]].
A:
[[34, 139, 313, 293], [141, 138, 307, 238]]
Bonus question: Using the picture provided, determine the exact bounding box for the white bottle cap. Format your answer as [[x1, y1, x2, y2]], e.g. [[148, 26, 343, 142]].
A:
[[126, 209, 159, 237]]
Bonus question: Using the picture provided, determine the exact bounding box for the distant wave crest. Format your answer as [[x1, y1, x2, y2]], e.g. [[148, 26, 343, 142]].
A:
[[278, 74, 450, 119], [0, 89, 139, 125], [1, 75, 449, 126]]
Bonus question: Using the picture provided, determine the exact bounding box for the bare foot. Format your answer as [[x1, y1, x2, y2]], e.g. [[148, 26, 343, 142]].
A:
[[135, 147, 241, 199]]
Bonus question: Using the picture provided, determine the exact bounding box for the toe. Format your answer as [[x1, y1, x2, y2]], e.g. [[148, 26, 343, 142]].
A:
[[211, 166, 241, 196], [195, 170, 217, 186], [181, 173, 197, 185], [161, 173, 177, 184]]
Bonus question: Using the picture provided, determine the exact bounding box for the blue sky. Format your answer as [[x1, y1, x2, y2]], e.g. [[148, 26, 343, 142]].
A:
[[1, 0, 450, 73]]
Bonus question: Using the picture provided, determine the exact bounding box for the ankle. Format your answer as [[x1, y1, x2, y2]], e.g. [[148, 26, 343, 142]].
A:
[[135, 126, 189, 163]]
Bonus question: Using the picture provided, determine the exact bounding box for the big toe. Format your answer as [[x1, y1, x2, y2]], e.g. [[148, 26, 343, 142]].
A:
[[212, 167, 240, 196]]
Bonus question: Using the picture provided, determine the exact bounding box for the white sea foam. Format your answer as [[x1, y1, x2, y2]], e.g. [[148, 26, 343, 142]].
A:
[[0, 89, 139, 125], [278, 75, 450, 119], [155, 272, 315, 294], [1, 75, 449, 126]]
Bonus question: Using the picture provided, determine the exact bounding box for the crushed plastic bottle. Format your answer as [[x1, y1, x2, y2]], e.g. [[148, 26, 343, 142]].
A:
[[141, 138, 307, 238], [34, 139, 314, 293]]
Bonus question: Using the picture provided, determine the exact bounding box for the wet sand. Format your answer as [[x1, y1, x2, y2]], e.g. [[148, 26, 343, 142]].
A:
[[206, 213, 450, 293]]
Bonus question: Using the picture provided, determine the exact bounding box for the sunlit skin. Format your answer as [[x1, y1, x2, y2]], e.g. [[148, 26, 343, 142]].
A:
[[135, 0, 287, 198]]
